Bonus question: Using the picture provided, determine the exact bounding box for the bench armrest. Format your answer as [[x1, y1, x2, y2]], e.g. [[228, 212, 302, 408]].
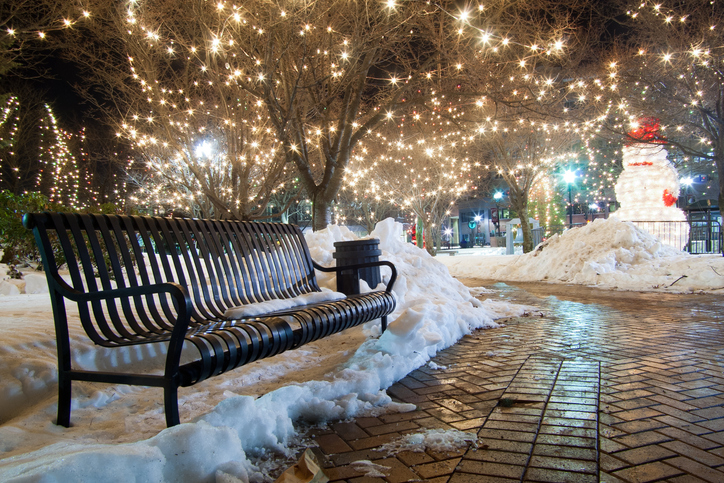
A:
[[313, 260, 397, 294], [51, 278, 193, 378], [51, 276, 188, 306]]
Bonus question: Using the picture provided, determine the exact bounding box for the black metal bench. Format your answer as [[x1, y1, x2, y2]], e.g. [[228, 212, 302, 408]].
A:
[[23, 213, 397, 427]]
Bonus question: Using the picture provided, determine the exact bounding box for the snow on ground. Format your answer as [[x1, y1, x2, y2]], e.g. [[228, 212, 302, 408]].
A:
[[440, 217, 724, 293], [380, 428, 478, 454], [0, 219, 527, 482]]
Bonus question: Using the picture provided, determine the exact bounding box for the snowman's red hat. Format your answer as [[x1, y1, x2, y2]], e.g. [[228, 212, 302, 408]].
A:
[[627, 117, 666, 144]]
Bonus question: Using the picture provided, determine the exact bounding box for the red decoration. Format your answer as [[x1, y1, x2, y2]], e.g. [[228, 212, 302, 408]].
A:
[[628, 117, 666, 144], [627, 161, 653, 167], [662, 189, 677, 207]]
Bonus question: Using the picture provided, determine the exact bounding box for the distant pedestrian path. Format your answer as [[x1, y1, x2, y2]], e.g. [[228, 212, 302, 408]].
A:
[[309, 280, 724, 482]]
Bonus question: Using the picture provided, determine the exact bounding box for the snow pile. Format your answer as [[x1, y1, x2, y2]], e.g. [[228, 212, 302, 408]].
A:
[[441, 217, 724, 293], [0, 218, 525, 482]]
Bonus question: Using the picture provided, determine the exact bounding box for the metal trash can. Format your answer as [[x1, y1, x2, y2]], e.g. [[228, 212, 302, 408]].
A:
[[333, 238, 382, 295]]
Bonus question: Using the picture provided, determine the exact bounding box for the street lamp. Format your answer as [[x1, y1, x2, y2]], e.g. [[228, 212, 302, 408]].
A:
[[589, 203, 598, 222], [563, 170, 576, 228], [493, 192, 502, 236], [474, 215, 481, 245]]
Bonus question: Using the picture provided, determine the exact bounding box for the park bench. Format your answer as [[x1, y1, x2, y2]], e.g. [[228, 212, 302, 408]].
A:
[[23, 212, 397, 427]]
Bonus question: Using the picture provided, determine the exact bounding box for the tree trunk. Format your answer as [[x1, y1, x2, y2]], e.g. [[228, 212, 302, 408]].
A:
[[422, 220, 438, 256], [519, 213, 534, 253], [510, 194, 535, 253], [312, 197, 333, 231], [364, 204, 376, 234], [716, 145, 724, 216]]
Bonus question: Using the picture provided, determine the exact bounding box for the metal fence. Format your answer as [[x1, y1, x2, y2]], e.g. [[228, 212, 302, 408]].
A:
[[628, 221, 691, 252], [532, 221, 723, 255], [628, 220, 722, 255], [688, 220, 723, 255]]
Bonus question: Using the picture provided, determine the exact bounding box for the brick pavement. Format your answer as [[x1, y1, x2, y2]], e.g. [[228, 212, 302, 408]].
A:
[[301, 280, 724, 483]]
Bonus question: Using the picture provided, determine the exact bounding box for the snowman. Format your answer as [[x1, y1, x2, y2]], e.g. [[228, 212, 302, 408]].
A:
[[613, 118, 688, 247]]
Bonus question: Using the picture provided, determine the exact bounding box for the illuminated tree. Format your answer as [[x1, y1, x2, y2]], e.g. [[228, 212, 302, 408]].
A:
[[347, 115, 472, 255], [336, 175, 401, 235], [0, 93, 91, 209], [62, 0, 610, 229], [59, 0, 291, 220], [0, 88, 46, 194], [120, 108, 292, 219], [224, 0, 438, 230], [473, 119, 583, 252], [75, 125, 139, 209], [439, 0, 606, 251], [1, 1, 89, 78], [1, 2, 134, 211], [594, 0, 724, 210]]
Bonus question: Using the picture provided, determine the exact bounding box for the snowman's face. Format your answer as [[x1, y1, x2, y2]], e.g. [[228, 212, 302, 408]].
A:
[[623, 144, 669, 166]]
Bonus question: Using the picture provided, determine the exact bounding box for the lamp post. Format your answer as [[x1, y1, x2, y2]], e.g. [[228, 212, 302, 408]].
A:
[[474, 215, 481, 245], [589, 203, 598, 222], [444, 227, 453, 249], [493, 192, 502, 236], [681, 177, 693, 208], [564, 170, 576, 228]]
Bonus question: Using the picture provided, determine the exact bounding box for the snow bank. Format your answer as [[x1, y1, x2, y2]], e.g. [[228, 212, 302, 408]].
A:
[[440, 217, 724, 293], [0, 218, 524, 482]]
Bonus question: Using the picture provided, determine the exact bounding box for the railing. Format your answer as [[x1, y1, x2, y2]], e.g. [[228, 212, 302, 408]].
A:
[[533, 221, 722, 256], [629, 220, 722, 255], [628, 221, 691, 252], [688, 220, 723, 255]]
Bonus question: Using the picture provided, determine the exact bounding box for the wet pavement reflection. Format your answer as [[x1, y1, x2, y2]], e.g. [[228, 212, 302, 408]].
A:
[[311, 280, 724, 483]]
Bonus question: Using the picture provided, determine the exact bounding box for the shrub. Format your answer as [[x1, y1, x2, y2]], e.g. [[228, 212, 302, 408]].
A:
[[0, 191, 127, 267], [0, 191, 69, 264]]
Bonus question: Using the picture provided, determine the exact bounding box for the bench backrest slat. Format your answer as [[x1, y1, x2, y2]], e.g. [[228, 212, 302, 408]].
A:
[[25, 213, 320, 346], [130, 216, 179, 329], [106, 216, 167, 335], [78, 214, 138, 342], [277, 222, 318, 295]]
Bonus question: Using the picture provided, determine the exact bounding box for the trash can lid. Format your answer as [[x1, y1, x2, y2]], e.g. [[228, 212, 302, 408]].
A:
[[333, 238, 380, 247]]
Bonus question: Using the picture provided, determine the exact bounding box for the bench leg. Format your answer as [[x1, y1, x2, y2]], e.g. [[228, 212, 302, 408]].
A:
[[164, 382, 181, 427], [381, 316, 388, 333], [56, 372, 71, 427]]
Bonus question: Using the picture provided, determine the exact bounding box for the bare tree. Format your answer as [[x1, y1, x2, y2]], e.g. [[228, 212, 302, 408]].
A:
[[59, 0, 290, 220], [1, 1, 91, 89], [428, 0, 606, 252], [338, 155, 402, 234], [352, 118, 472, 255], [224, 0, 441, 230], [58, 0, 608, 228], [56, 0, 429, 225], [595, 0, 724, 210], [473, 119, 582, 252]]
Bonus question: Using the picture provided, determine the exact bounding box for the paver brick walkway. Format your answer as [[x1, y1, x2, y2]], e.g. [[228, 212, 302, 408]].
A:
[[305, 280, 724, 483]]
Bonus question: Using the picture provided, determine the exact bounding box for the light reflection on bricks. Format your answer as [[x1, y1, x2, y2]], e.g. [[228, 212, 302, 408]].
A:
[[301, 280, 724, 482]]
